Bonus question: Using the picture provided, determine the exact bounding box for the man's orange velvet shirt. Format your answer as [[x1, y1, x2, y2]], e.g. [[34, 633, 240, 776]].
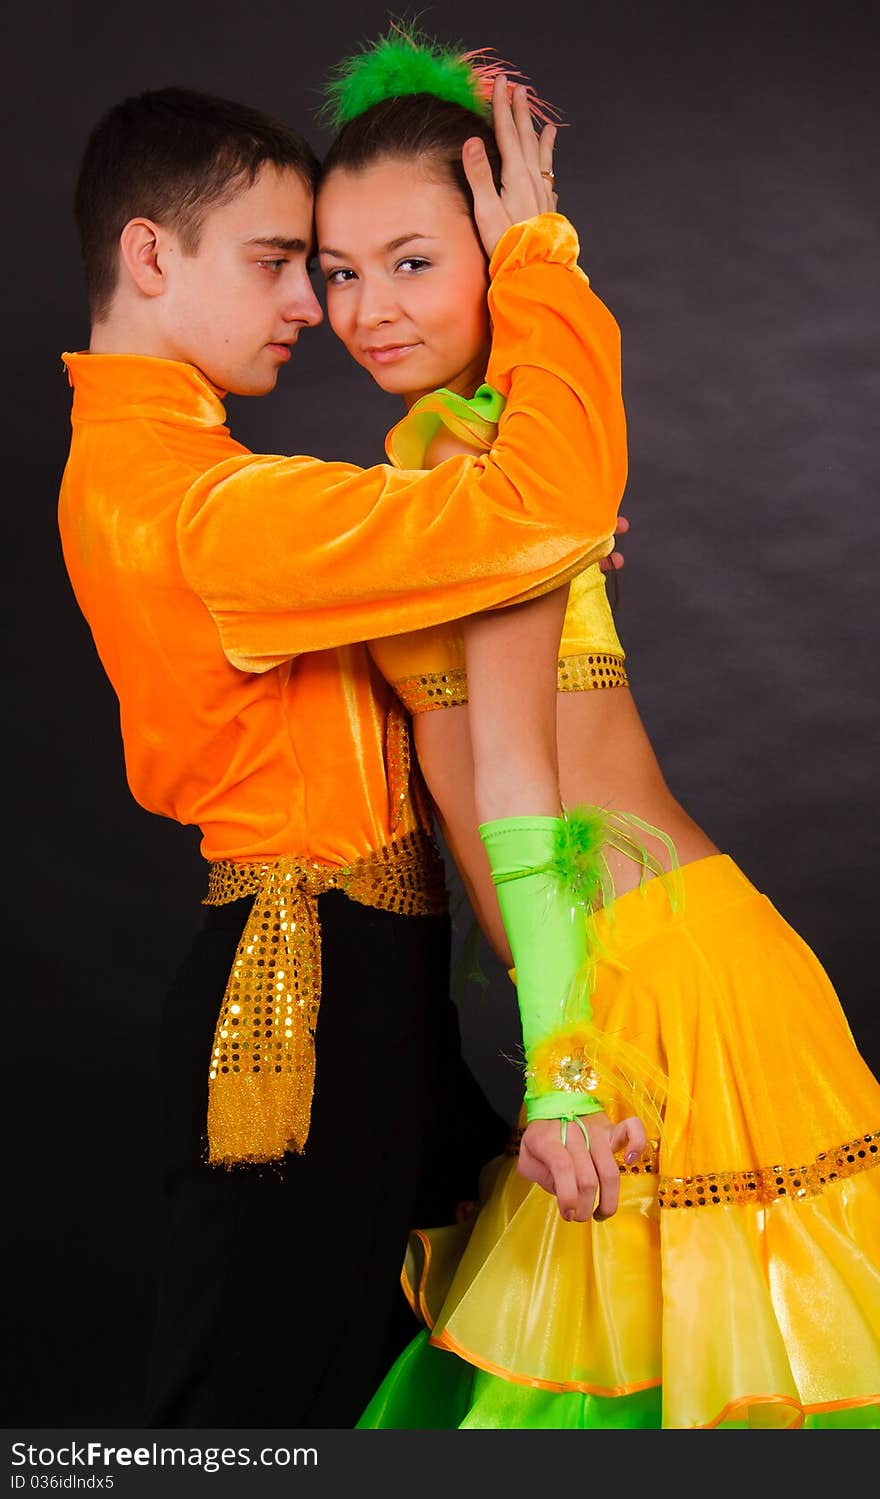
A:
[[58, 216, 627, 866]]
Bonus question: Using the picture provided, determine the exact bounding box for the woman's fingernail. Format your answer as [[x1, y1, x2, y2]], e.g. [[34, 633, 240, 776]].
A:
[[625, 1150, 640, 1164]]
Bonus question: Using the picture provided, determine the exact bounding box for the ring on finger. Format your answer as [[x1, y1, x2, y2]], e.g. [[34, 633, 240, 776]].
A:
[[541, 170, 555, 182]]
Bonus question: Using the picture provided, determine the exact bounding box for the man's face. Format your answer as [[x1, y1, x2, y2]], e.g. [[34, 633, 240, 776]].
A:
[[316, 157, 491, 409], [156, 164, 323, 395]]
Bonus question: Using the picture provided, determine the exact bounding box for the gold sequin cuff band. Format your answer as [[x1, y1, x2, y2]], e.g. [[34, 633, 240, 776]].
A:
[[393, 651, 628, 713], [204, 828, 448, 1168]]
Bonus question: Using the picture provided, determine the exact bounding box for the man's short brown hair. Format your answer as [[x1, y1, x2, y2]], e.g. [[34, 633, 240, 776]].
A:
[[75, 85, 321, 320]]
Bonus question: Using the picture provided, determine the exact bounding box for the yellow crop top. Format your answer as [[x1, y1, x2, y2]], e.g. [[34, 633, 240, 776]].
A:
[[369, 385, 628, 712]]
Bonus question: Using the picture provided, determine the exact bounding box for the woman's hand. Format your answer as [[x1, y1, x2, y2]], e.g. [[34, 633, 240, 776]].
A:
[[599, 513, 630, 573], [463, 75, 558, 258], [517, 1111, 648, 1221]]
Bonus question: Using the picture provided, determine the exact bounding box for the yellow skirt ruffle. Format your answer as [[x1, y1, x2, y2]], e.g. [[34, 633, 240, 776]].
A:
[[407, 854, 880, 1429]]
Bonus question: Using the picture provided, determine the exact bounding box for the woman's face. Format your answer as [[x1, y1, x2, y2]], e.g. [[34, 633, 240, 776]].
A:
[[316, 156, 491, 408]]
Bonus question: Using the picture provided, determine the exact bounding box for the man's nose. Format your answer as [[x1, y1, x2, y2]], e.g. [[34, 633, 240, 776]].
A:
[[283, 275, 324, 328]]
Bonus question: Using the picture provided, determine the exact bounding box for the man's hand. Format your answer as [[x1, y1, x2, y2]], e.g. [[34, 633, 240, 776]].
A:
[[517, 1111, 647, 1222], [463, 76, 558, 258], [599, 513, 629, 573]]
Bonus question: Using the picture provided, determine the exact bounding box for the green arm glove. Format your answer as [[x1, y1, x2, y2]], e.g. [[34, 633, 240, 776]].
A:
[[481, 806, 676, 1132], [480, 812, 607, 1122]]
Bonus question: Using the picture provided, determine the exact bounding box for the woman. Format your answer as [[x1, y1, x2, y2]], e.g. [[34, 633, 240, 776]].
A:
[[315, 28, 880, 1428], [320, 31, 671, 1218]]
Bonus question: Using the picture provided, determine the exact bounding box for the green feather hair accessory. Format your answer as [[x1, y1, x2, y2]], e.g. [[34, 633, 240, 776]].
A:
[[321, 18, 560, 130]]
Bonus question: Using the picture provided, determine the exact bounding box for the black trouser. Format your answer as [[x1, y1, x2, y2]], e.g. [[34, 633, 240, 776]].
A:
[[145, 890, 508, 1429]]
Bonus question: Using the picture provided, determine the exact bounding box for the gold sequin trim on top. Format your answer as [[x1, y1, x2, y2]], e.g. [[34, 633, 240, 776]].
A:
[[557, 651, 629, 693], [395, 666, 469, 713], [204, 828, 448, 1168], [505, 1126, 880, 1205], [393, 651, 628, 714]]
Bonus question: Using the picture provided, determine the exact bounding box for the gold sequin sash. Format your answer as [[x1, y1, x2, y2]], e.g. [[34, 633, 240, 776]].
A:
[[204, 828, 448, 1167]]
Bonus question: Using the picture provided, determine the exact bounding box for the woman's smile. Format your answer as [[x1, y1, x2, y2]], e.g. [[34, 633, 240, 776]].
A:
[[362, 340, 422, 363]]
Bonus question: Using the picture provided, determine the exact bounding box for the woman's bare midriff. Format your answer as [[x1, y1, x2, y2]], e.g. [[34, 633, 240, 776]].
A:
[[413, 686, 720, 968]]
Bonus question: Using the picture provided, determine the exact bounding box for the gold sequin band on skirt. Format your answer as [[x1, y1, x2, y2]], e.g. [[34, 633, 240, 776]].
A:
[[504, 1126, 880, 1206], [393, 651, 628, 714], [203, 828, 448, 1168]]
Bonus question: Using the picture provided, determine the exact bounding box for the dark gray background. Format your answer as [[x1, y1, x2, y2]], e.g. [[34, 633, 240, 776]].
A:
[[3, 0, 878, 1426]]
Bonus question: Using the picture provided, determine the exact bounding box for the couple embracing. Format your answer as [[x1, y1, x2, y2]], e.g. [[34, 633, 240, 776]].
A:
[[59, 26, 880, 1431]]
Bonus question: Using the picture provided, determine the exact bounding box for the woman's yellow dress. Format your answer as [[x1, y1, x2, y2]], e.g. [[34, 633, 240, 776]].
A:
[[359, 387, 880, 1429]]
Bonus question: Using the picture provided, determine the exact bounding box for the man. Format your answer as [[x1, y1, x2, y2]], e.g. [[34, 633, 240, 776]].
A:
[[59, 83, 628, 1427]]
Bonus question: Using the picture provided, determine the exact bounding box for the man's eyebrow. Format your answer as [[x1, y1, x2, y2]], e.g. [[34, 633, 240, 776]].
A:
[[243, 236, 310, 252], [318, 232, 438, 258]]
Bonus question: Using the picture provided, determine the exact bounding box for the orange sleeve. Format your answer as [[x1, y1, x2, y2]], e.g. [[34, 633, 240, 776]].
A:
[[176, 213, 626, 673]]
